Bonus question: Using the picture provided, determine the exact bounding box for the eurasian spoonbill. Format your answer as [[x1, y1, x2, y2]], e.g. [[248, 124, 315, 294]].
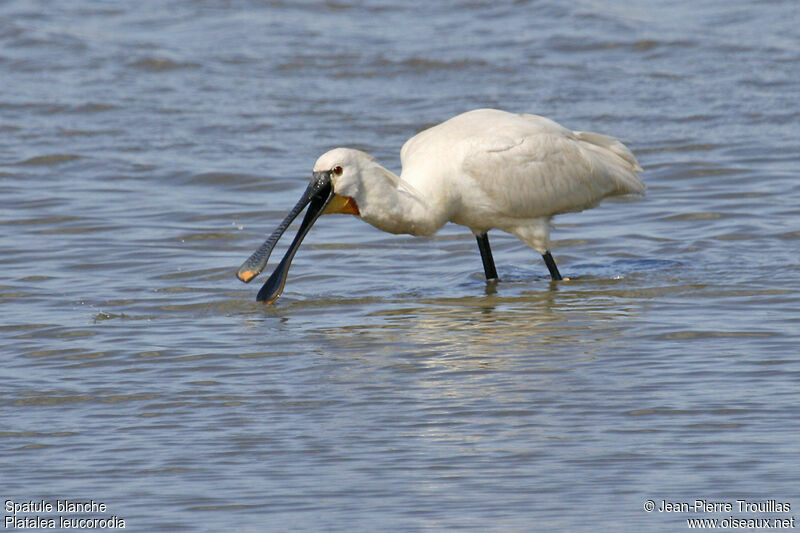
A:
[[238, 108, 644, 303]]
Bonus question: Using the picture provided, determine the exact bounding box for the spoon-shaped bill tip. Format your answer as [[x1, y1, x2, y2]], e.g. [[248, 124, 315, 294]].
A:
[[237, 268, 258, 283], [254, 186, 334, 303], [237, 171, 335, 303]]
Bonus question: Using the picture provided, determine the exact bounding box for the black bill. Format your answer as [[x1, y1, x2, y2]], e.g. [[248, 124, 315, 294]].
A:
[[237, 171, 334, 303]]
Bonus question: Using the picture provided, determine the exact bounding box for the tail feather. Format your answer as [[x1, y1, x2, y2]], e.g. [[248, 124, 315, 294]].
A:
[[576, 131, 645, 196]]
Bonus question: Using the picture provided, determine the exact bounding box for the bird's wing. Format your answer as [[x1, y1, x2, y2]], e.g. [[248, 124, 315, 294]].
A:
[[461, 127, 643, 219]]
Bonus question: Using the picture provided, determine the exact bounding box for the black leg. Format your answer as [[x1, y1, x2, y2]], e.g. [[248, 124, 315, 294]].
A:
[[475, 233, 498, 281], [542, 251, 563, 281]]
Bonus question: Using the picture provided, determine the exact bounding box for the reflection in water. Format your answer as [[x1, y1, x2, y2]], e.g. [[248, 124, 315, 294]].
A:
[[313, 283, 637, 365]]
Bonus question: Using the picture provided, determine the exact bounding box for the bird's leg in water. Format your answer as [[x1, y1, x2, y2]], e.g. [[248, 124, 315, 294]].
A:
[[542, 251, 563, 281], [475, 232, 498, 281]]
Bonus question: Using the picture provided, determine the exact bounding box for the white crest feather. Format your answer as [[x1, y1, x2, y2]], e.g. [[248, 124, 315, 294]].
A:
[[377, 166, 428, 207]]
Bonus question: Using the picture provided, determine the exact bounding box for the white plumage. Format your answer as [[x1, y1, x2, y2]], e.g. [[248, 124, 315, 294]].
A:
[[317, 108, 643, 253], [239, 108, 644, 303]]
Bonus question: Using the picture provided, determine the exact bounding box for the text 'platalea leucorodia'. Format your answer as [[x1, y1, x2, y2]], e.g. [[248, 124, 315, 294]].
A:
[[238, 108, 645, 303]]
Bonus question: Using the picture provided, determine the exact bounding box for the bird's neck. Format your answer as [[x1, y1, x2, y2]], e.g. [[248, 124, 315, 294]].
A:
[[357, 163, 444, 237]]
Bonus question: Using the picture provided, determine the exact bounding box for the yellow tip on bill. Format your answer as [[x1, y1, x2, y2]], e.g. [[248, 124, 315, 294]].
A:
[[238, 270, 256, 283]]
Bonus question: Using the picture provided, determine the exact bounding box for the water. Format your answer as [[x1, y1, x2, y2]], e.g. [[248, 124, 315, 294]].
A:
[[2, 0, 799, 531]]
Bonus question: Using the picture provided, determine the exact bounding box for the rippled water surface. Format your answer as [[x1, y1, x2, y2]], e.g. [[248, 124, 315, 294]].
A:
[[2, 1, 799, 531]]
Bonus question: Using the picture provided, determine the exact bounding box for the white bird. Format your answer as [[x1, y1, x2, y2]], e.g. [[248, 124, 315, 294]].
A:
[[238, 108, 644, 303]]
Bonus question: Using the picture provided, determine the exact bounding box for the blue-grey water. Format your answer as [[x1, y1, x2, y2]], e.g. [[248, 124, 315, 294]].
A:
[[2, 1, 799, 531]]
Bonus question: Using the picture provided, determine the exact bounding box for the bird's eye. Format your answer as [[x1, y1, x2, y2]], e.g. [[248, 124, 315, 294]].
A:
[[332, 165, 343, 176]]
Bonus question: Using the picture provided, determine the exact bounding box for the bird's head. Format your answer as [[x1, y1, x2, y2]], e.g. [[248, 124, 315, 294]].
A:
[[313, 147, 376, 216], [235, 148, 369, 304]]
